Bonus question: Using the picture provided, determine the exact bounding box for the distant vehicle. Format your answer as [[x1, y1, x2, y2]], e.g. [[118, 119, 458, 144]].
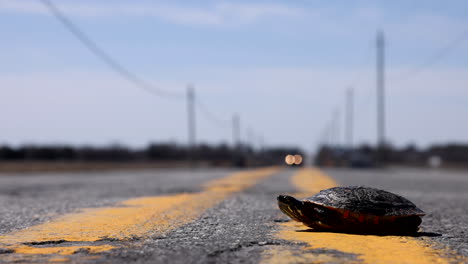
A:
[[427, 155, 442, 168], [284, 154, 304, 167], [315, 146, 373, 168], [349, 151, 374, 168]]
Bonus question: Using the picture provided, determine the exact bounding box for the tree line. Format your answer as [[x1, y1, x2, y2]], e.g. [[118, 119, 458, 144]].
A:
[[0, 143, 303, 166], [315, 143, 468, 167]]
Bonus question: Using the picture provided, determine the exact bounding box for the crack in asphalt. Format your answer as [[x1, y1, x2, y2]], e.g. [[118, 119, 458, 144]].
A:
[[97, 236, 142, 242], [22, 239, 68, 246], [207, 241, 282, 257], [0, 248, 14, 254]]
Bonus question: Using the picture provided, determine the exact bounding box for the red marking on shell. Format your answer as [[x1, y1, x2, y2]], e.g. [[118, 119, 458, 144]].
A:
[[358, 214, 365, 223], [373, 216, 380, 224], [343, 210, 350, 219], [390, 216, 397, 222]]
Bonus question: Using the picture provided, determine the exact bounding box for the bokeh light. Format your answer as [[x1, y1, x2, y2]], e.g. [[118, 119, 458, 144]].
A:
[[293, 154, 303, 165], [285, 154, 295, 165]]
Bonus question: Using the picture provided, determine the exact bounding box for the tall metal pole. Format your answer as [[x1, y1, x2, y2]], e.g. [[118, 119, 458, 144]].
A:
[[247, 127, 254, 151], [259, 134, 264, 152], [376, 30, 386, 162], [232, 114, 240, 149], [232, 113, 243, 166], [346, 87, 354, 150], [326, 121, 333, 147], [333, 109, 340, 147], [187, 85, 196, 167], [258, 133, 265, 164]]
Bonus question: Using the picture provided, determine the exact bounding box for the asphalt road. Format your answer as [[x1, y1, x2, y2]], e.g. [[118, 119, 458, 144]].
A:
[[0, 167, 466, 263], [324, 167, 468, 258]]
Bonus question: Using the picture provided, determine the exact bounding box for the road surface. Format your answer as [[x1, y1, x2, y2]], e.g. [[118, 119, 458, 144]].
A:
[[0, 167, 466, 263]]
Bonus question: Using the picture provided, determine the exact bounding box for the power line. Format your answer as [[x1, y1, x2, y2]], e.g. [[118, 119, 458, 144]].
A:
[[39, 0, 267, 152], [347, 41, 374, 88], [196, 98, 230, 128], [344, 28, 468, 149], [393, 28, 468, 83], [316, 39, 374, 152], [39, 0, 184, 100]]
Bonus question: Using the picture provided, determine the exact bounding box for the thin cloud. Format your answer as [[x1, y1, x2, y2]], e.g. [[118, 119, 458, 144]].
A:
[[1, 0, 464, 44], [0, 0, 305, 26]]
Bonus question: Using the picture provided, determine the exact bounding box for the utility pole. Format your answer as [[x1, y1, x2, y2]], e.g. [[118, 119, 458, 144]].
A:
[[319, 124, 328, 148], [346, 88, 354, 150], [247, 127, 254, 151], [258, 134, 264, 152], [333, 109, 340, 147], [187, 85, 196, 167], [258, 133, 265, 165], [376, 30, 386, 163], [325, 121, 333, 147], [232, 114, 240, 149], [232, 113, 245, 167]]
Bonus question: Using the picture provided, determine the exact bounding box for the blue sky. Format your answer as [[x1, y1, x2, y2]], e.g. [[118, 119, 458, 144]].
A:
[[1, 0, 468, 151]]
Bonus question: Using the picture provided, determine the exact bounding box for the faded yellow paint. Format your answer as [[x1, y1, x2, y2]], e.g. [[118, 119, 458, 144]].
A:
[[0, 194, 194, 245], [49, 257, 70, 262], [263, 167, 458, 264], [0, 167, 279, 259], [291, 167, 337, 197], [275, 221, 448, 264], [263, 245, 353, 264], [14, 245, 115, 255]]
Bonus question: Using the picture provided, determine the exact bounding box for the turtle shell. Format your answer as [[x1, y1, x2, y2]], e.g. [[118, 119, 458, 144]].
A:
[[304, 186, 425, 217]]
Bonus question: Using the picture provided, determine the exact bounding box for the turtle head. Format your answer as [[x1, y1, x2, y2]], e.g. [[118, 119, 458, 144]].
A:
[[277, 195, 307, 222], [278, 195, 335, 228], [277, 195, 301, 206]]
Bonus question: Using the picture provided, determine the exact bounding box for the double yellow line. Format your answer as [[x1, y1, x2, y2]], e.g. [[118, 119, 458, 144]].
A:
[[0, 167, 279, 262], [0, 167, 463, 264]]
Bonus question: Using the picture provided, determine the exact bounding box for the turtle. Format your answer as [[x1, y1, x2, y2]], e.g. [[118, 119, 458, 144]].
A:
[[277, 186, 425, 234]]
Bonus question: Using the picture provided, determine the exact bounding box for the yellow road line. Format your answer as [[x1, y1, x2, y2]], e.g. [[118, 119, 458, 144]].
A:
[[13, 245, 115, 255], [0, 167, 279, 259], [263, 167, 461, 264], [291, 167, 337, 197]]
